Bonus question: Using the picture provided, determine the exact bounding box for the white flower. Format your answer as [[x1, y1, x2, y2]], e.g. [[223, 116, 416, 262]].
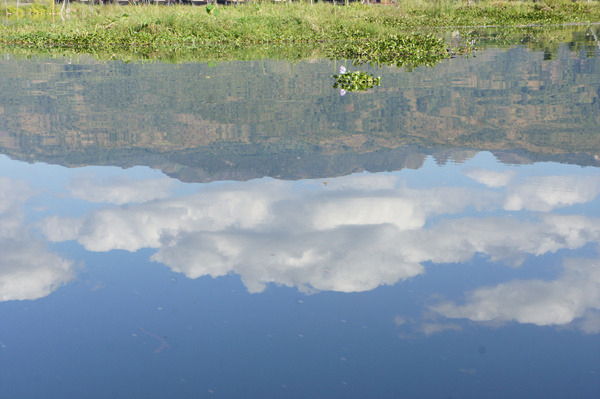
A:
[[340, 89, 347, 96], [339, 66, 346, 74]]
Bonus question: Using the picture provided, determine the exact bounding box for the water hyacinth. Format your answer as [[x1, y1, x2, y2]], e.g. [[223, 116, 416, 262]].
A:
[[329, 34, 454, 69], [333, 70, 381, 94]]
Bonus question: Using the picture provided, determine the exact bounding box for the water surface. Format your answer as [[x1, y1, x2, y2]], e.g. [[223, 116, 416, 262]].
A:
[[0, 34, 599, 398]]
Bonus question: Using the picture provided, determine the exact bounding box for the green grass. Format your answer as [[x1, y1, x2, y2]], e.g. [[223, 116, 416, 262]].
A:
[[0, 1, 599, 63]]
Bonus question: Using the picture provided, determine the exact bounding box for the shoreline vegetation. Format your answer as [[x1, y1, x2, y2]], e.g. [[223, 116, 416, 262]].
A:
[[0, 1, 599, 63]]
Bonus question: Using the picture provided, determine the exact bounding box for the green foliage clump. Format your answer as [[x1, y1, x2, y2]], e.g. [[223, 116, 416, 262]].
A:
[[333, 70, 381, 93], [330, 34, 452, 69]]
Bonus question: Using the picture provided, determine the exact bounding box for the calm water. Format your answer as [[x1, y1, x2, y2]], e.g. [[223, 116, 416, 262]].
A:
[[1, 33, 600, 398]]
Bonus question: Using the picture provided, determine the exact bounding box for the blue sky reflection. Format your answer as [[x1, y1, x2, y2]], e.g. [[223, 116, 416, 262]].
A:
[[1, 152, 598, 334]]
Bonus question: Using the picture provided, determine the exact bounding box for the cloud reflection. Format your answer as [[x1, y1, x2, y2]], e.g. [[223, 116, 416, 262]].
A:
[[42, 174, 478, 292], [432, 257, 600, 327], [504, 175, 600, 211], [68, 174, 175, 205], [463, 168, 516, 188], [39, 168, 600, 303], [0, 177, 74, 301]]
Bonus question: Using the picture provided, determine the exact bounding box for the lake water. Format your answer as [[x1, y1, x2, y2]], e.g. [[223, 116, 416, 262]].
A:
[[1, 29, 600, 398]]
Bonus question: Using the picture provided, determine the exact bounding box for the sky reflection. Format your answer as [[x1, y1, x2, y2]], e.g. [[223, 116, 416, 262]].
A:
[[2, 152, 599, 334], [0, 176, 74, 301]]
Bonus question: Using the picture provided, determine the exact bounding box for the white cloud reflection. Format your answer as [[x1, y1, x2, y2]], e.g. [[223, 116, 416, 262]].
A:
[[0, 237, 75, 301], [42, 174, 478, 292], [151, 226, 424, 293], [68, 174, 174, 205], [432, 257, 600, 327], [464, 168, 516, 188], [39, 168, 600, 305], [14, 156, 600, 336], [0, 177, 75, 301], [504, 175, 600, 211]]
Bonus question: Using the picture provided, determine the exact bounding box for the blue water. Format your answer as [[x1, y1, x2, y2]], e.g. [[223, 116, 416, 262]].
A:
[[1, 40, 600, 398]]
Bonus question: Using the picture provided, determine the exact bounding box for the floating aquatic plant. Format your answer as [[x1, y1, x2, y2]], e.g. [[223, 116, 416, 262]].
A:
[[330, 34, 452, 69], [333, 67, 381, 95]]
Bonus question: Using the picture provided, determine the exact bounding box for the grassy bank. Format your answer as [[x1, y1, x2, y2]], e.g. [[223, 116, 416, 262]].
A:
[[0, 1, 599, 63]]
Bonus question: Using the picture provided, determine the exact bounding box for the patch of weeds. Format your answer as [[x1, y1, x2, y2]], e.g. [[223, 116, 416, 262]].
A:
[[329, 34, 452, 69], [333, 66, 381, 95]]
